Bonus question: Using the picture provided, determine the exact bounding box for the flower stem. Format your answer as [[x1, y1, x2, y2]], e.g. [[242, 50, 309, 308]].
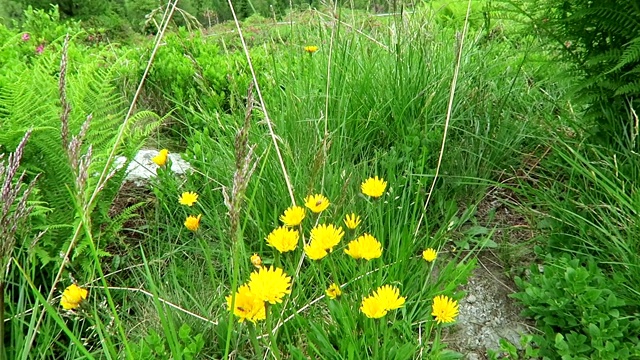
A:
[[372, 318, 379, 359], [381, 318, 388, 360], [266, 309, 282, 360], [247, 324, 263, 359], [327, 256, 340, 285], [274, 251, 281, 268]]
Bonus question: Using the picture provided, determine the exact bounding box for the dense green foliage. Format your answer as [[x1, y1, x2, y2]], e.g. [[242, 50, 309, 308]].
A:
[[493, 0, 640, 150], [0, 5, 162, 288], [1, 0, 416, 32], [514, 256, 640, 357]]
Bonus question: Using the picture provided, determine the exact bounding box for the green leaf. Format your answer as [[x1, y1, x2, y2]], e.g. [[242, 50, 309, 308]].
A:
[[178, 323, 191, 341]]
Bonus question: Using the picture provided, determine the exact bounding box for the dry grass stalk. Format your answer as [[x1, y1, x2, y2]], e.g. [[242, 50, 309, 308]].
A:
[[1, 130, 39, 276], [59, 34, 71, 149], [224, 83, 258, 237], [0, 130, 39, 359]]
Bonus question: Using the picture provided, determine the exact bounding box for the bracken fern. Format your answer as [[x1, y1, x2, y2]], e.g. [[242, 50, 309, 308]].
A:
[[0, 38, 162, 275], [491, 0, 640, 149]]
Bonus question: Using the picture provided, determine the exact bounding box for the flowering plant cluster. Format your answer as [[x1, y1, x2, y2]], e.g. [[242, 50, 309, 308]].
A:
[[225, 176, 460, 327]]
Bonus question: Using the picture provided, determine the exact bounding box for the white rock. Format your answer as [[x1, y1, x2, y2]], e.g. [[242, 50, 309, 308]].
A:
[[116, 149, 192, 186]]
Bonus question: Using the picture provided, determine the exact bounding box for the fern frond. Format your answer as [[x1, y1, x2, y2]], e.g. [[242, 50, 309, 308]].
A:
[[611, 37, 640, 73], [1, 39, 160, 275]]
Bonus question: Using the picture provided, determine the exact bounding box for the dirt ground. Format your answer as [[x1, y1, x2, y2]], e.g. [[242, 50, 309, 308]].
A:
[[445, 188, 538, 359]]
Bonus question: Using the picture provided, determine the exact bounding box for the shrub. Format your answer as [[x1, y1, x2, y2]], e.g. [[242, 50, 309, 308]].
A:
[[513, 255, 640, 358]]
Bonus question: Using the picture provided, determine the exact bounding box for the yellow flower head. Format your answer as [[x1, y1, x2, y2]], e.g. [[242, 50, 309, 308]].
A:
[[374, 285, 405, 310], [344, 233, 383, 260], [431, 295, 459, 324], [344, 213, 361, 229], [304, 241, 328, 260], [360, 295, 388, 319], [266, 226, 299, 253], [310, 223, 344, 252], [251, 253, 263, 269], [60, 284, 88, 310], [152, 149, 169, 167], [178, 191, 199, 206], [304, 45, 319, 54], [304, 194, 330, 213], [326, 283, 342, 299], [226, 284, 266, 323], [280, 205, 306, 226], [184, 214, 202, 231], [248, 266, 292, 304], [361, 176, 387, 198], [360, 284, 405, 318], [422, 248, 437, 262]]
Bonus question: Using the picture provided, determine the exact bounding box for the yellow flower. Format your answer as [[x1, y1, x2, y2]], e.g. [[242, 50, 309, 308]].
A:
[[432, 295, 459, 324], [344, 233, 382, 260], [225, 284, 266, 323], [304, 241, 328, 260], [373, 285, 405, 310], [360, 295, 388, 319], [422, 248, 437, 262], [361, 176, 387, 198], [178, 191, 198, 206], [266, 226, 299, 253], [184, 214, 202, 231], [360, 284, 405, 319], [152, 149, 169, 167], [279, 205, 306, 226], [310, 223, 344, 252], [304, 45, 319, 54], [248, 266, 292, 304], [326, 283, 342, 299], [60, 284, 88, 310], [251, 253, 263, 269], [304, 194, 330, 213], [344, 213, 361, 229]]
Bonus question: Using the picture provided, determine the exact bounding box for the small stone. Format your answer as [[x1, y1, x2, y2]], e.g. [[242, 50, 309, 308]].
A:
[[467, 294, 476, 303], [114, 150, 193, 186], [466, 353, 480, 360]]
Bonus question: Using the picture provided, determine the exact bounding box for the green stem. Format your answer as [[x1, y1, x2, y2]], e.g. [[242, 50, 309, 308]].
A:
[[247, 324, 264, 359], [327, 256, 340, 285], [381, 317, 389, 360], [266, 308, 282, 360], [419, 262, 434, 296], [274, 251, 281, 268], [372, 318, 379, 359], [224, 231, 243, 359]]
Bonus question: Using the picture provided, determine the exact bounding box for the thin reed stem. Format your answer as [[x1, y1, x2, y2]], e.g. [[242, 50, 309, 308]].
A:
[[225, 0, 296, 206], [414, 0, 473, 237]]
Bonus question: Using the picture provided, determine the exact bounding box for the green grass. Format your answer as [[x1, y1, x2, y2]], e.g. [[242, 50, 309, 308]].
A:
[[7, 2, 632, 359]]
